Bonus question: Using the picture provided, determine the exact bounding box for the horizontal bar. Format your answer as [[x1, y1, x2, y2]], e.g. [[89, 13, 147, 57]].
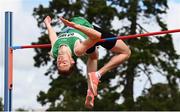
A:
[[99, 29, 180, 42], [11, 28, 180, 50], [12, 44, 51, 50]]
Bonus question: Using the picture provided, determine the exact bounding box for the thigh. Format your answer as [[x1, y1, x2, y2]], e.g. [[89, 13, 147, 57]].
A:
[[110, 40, 130, 54]]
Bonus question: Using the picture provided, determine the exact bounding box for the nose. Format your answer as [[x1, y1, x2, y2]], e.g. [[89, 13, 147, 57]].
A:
[[59, 60, 68, 65], [60, 63, 69, 69], [61, 62, 67, 65]]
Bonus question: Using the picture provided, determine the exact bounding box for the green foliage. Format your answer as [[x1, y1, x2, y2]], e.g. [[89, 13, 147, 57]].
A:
[[0, 97, 3, 111], [32, 0, 180, 111], [134, 83, 180, 111], [15, 108, 28, 111], [37, 68, 88, 110]]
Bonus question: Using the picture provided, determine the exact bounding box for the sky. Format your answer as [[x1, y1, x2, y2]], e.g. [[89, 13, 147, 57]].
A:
[[0, 0, 180, 111]]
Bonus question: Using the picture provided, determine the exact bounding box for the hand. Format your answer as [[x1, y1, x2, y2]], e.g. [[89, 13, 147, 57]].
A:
[[60, 17, 76, 28], [44, 16, 52, 24]]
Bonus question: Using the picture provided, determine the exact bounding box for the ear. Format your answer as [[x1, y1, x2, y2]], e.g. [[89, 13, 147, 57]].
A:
[[70, 58, 75, 64]]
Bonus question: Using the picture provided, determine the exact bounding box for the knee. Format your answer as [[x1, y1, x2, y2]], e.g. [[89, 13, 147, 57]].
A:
[[125, 48, 131, 59], [75, 49, 84, 57], [89, 50, 99, 60]]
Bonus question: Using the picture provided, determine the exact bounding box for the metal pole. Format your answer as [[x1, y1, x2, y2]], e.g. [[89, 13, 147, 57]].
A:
[[8, 11, 13, 111], [4, 11, 12, 111]]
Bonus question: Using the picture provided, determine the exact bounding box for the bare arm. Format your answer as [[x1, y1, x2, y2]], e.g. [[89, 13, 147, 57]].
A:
[[44, 16, 58, 46], [60, 17, 102, 56], [60, 17, 101, 41]]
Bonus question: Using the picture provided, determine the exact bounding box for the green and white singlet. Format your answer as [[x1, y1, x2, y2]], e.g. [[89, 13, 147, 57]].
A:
[[52, 17, 93, 60]]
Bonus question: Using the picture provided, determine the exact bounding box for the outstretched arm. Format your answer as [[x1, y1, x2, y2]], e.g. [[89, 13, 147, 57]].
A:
[[60, 17, 102, 56], [44, 16, 58, 46], [60, 17, 101, 41]]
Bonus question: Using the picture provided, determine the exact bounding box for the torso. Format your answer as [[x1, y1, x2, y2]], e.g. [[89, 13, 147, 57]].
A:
[[52, 17, 93, 60]]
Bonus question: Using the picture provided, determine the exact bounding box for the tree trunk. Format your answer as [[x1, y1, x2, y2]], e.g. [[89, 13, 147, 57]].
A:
[[122, 0, 138, 110]]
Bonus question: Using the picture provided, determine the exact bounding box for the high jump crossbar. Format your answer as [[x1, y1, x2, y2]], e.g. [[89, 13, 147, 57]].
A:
[[11, 29, 180, 50], [4, 11, 180, 111]]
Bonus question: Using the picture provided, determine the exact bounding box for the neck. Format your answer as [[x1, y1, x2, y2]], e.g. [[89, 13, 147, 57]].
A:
[[59, 45, 71, 56]]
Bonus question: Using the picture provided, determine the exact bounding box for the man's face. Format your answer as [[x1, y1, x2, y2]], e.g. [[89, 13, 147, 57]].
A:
[[57, 54, 71, 71]]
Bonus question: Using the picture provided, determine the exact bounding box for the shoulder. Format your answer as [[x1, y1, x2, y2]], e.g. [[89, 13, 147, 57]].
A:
[[73, 40, 85, 56]]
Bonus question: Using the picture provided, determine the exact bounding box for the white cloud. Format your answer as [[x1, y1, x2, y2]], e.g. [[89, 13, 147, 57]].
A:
[[0, 0, 22, 11], [166, 1, 180, 54], [0, 0, 24, 100], [13, 68, 50, 110], [0, 0, 50, 110], [133, 1, 180, 99]]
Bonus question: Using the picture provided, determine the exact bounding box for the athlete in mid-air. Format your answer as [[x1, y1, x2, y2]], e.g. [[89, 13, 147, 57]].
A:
[[44, 16, 131, 109]]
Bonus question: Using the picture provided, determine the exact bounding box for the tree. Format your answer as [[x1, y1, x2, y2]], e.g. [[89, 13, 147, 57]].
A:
[[0, 97, 3, 111], [134, 83, 180, 110], [15, 108, 27, 111], [32, 0, 180, 110]]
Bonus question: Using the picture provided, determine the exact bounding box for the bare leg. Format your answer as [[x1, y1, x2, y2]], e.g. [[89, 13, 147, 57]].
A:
[[87, 40, 131, 96], [98, 40, 131, 76], [87, 48, 99, 89], [85, 49, 98, 108], [44, 16, 58, 45]]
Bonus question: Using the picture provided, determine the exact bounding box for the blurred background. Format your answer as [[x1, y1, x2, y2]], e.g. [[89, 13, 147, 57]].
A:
[[0, 0, 180, 111]]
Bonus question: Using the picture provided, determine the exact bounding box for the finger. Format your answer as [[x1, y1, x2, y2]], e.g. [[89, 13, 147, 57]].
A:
[[60, 17, 67, 22], [59, 17, 63, 20]]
